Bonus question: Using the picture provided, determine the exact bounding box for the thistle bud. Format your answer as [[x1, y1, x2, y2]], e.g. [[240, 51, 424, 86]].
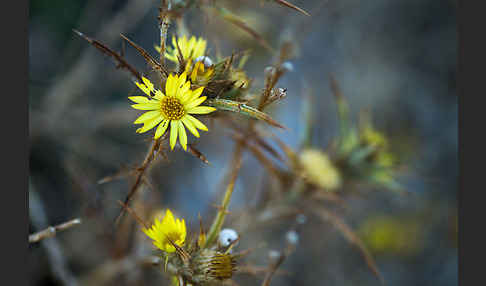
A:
[[190, 249, 237, 284]]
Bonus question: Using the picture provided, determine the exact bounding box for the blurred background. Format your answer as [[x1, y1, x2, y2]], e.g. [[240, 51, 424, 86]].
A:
[[29, 0, 457, 285]]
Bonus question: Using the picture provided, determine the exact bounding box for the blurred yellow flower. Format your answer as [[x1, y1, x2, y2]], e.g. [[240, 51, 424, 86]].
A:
[[299, 149, 341, 191], [142, 209, 187, 253], [130, 73, 216, 151], [156, 35, 207, 64], [359, 216, 422, 256]]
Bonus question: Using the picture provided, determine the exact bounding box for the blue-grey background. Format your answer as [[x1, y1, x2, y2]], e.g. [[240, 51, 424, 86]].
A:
[[29, 0, 457, 285]]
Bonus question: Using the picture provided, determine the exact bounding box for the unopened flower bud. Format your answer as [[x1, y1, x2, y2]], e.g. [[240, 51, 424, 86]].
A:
[[191, 249, 236, 283]]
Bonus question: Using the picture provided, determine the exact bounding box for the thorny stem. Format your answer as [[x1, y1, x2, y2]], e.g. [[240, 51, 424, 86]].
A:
[[159, 0, 170, 88], [115, 138, 162, 226], [204, 143, 243, 248], [29, 218, 82, 243]]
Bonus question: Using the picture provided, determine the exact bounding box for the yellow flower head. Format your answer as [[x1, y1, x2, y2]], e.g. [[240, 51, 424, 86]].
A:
[[358, 216, 422, 256], [299, 149, 342, 191], [156, 35, 207, 64], [129, 73, 216, 151], [142, 209, 187, 253]]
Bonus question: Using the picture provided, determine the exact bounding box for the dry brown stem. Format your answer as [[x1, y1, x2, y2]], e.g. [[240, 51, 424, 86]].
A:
[[29, 218, 82, 243]]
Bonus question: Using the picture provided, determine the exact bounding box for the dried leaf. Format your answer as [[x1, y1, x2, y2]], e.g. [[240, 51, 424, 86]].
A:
[[272, 0, 310, 16], [120, 33, 169, 77], [73, 29, 143, 82]]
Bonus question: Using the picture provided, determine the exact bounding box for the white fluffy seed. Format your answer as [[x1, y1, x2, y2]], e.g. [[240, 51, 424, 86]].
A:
[[281, 61, 294, 72], [218, 228, 239, 247], [194, 56, 213, 67], [286, 230, 299, 245]]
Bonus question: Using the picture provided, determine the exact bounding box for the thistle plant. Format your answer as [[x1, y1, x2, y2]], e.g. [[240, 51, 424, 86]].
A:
[[28, 1, 422, 286]]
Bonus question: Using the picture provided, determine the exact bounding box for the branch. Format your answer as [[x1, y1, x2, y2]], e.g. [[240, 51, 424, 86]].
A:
[[115, 138, 162, 226], [29, 218, 82, 243]]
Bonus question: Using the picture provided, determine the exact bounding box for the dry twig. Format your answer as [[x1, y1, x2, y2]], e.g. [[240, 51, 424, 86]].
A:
[[29, 218, 82, 243]]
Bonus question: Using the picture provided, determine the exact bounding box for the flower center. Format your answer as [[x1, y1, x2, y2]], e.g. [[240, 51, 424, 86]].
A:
[[161, 96, 185, 120]]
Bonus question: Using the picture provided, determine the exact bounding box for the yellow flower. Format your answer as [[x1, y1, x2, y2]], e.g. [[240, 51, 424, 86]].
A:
[[142, 209, 187, 253], [358, 216, 422, 256], [156, 35, 207, 64], [129, 73, 216, 151], [299, 149, 342, 191]]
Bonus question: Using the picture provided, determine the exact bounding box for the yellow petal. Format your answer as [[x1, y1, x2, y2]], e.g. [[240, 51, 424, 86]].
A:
[[131, 103, 160, 110], [180, 219, 186, 235], [154, 120, 169, 139], [129, 96, 151, 104], [153, 89, 165, 100], [134, 110, 161, 124], [183, 86, 205, 105], [137, 116, 163, 133], [184, 96, 207, 110], [178, 82, 193, 103], [185, 114, 208, 131], [181, 117, 200, 138], [165, 209, 175, 224], [178, 121, 188, 151], [135, 82, 151, 96], [170, 120, 179, 150], [165, 52, 178, 63], [187, 106, 216, 115], [166, 74, 176, 97], [142, 77, 154, 92], [177, 72, 187, 89]]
